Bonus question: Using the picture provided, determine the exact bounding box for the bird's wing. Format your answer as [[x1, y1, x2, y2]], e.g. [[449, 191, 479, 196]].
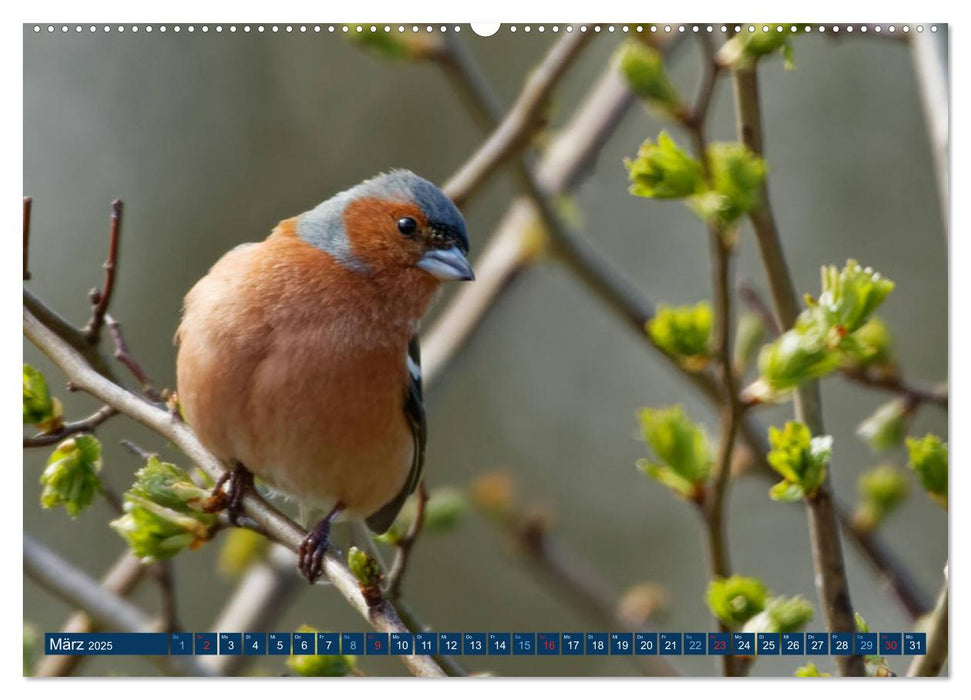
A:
[[365, 335, 427, 533]]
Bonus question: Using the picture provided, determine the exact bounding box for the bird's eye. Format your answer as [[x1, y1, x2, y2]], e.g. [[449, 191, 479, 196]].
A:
[[397, 217, 418, 236]]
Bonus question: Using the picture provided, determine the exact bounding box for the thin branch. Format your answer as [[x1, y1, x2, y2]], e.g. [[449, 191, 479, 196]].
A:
[[33, 551, 148, 677], [486, 506, 679, 676], [908, 564, 948, 676], [23, 196, 32, 280], [730, 62, 865, 676], [841, 366, 947, 410], [24, 404, 118, 447], [442, 29, 593, 208], [105, 313, 161, 401], [384, 481, 428, 600], [23, 306, 447, 678], [83, 199, 123, 344], [23, 533, 210, 677]]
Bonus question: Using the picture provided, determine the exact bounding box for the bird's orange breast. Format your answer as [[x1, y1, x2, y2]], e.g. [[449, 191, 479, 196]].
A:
[[176, 219, 437, 517]]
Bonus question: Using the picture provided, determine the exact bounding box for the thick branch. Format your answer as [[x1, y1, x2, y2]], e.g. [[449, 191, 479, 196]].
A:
[[731, 64, 864, 676], [23, 196, 32, 280], [23, 306, 447, 678], [910, 31, 948, 236]]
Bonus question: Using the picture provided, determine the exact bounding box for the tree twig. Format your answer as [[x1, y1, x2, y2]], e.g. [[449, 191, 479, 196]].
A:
[[384, 481, 428, 600], [730, 62, 865, 676], [105, 313, 161, 401], [910, 31, 949, 236], [23, 533, 210, 677], [442, 29, 593, 208], [23, 306, 447, 678], [24, 404, 118, 447], [908, 563, 948, 676], [83, 199, 122, 344]]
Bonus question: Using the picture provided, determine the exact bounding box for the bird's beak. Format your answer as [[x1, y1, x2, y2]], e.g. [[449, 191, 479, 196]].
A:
[[415, 246, 475, 281]]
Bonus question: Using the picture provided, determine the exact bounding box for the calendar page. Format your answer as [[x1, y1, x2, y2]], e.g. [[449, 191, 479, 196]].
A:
[[22, 17, 949, 682]]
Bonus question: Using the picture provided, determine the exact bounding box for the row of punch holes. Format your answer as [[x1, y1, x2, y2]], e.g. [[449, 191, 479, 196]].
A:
[[32, 24, 941, 35]]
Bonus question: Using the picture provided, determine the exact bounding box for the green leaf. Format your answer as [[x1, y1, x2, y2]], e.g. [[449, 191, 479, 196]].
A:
[[647, 302, 713, 369], [842, 317, 895, 368], [637, 459, 697, 499], [906, 434, 948, 507], [757, 327, 841, 393], [706, 576, 769, 628], [616, 41, 682, 113], [743, 595, 814, 634], [854, 465, 909, 531], [688, 142, 767, 226], [347, 27, 435, 61], [23, 364, 61, 429], [40, 435, 103, 517], [286, 625, 356, 677], [111, 495, 214, 562], [765, 422, 831, 500], [718, 25, 810, 69], [815, 260, 895, 335], [625, 131, 706, 199], [636, 406, 712, 496], [856, 399, 908, 452], [129, 457, 213, 514]]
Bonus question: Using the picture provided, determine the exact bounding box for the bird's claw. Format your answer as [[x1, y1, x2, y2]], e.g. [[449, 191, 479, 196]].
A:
[[203, 462, 253, 525], [298, 519, 333, 583]]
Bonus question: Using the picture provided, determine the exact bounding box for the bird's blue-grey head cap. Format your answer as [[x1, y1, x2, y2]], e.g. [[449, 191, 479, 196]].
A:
[[297, 170, 471, 278]]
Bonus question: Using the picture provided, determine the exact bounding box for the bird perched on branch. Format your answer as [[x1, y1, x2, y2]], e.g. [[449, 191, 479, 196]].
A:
[[175, 171, 473, 582]]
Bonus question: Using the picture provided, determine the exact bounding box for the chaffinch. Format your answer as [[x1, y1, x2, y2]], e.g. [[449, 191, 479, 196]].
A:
[[175, 170, 473, 582]]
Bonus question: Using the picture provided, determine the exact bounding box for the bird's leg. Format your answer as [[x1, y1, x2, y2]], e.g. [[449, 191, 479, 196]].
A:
[[298, 501, 345, 583], [202, 461, 254, 525]]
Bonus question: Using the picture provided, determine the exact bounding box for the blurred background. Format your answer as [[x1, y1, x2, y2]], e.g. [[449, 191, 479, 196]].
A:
[[23, 24, 948, 677]]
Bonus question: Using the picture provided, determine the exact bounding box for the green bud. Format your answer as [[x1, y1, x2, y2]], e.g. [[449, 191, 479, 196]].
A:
[[688, 142, 767, 226], [815, 260, 895, 335], [286, 625, 356, 677], [647, 302, 713, 370], [766, 422, 831, 501], [733, 312, 767, 373], [718, 25, 808, 69], [40, 435, 103, 517], [24, 623, 38, 676], [843, 317, 895, 368], [856, 399, 909, 452], [636, 406, 712, 498], [111, 494, 216, 563], [795, 662, 830, 677], [423, 487, 467, 533], [854, 465, 909, 532], [906, 434, 948, 507], [755, 328, 841, 397], [130, 457, 213, 514], [743, 595, 814, 634], [218, 527, 269, 577], [625, 131, 706, 199], [706, 575, 768, 628], [347, 546, 382, 587], [347, 27, 438, 61], [853, 614, 893, 675], [23, 364, 62, 430], [616, 41, 682, 113]]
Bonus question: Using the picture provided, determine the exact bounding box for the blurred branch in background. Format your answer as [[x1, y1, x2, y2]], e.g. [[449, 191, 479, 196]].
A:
[[471, 473, 678, 677], [24, 534, 209, 677], [910, 31, 949, 235]]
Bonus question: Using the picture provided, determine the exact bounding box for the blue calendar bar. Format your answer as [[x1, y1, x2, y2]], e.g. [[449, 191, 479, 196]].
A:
[[41, 630, 925, 656], [45, 633, 169, 655]]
